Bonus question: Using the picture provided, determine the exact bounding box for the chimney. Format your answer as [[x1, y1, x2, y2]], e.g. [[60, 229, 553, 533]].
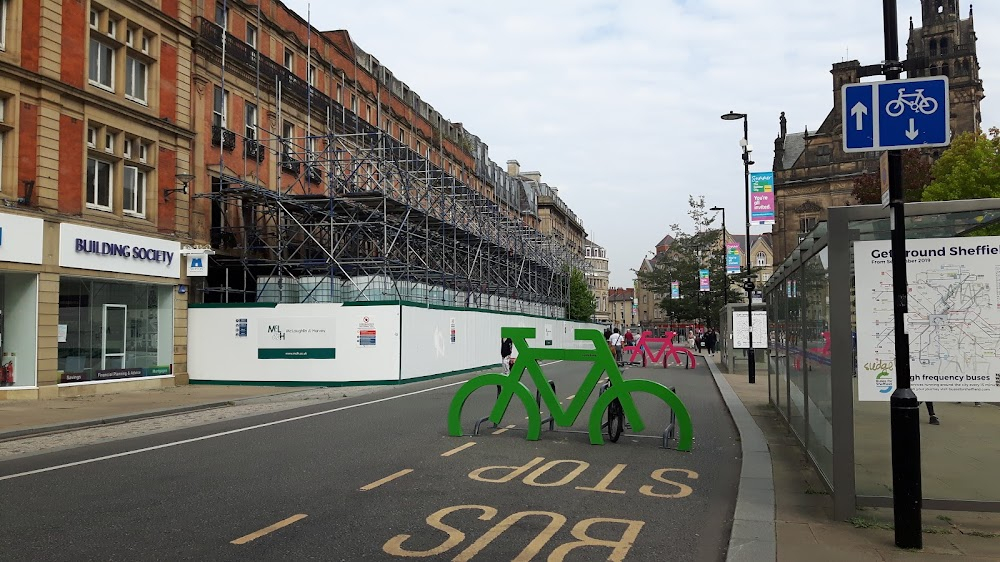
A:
[[523, 171, 542, 183], [507, 159, 520, 176]]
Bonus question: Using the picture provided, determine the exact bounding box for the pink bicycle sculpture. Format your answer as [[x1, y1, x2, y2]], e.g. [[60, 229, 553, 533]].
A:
[[622, 331, 697, 369]]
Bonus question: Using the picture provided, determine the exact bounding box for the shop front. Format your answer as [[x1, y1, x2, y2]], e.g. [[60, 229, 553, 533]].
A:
[[0, 211, 44, 394], [55, 223, 182, 393]]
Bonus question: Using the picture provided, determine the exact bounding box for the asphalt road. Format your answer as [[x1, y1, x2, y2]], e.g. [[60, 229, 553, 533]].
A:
[[0, 353, 740, 561]]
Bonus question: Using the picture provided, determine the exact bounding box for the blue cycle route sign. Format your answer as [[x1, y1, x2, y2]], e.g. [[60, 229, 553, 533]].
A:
[[842, 76, 950, 153]]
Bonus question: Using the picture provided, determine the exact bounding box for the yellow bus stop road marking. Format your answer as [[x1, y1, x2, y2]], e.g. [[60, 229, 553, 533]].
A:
[[441, 442, 476, 457], [231, 514, 307, 545], [492, 425, 516, 435], [361, 469, 414, 491]]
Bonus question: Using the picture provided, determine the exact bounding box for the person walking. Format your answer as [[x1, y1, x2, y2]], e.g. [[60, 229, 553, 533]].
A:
[[609, 328, 625, 365], [624, 329, 635, 349], [705, 329, 718, 355], [501, 337, 513, 375]]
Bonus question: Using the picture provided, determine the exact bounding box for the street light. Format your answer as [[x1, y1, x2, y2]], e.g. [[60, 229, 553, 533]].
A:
[[710, 206, 728, 312], [721, 111, 756, 384]]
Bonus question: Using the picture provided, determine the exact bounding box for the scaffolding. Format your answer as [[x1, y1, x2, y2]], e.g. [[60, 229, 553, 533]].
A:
[[193, 15, 586, 315]]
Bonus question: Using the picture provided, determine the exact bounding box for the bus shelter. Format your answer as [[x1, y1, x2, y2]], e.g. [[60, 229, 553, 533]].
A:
[[763, 198, 1000, 518]]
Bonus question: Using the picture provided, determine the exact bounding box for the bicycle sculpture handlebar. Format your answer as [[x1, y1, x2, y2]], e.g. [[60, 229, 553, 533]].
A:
[[447, 327, 693, 451]]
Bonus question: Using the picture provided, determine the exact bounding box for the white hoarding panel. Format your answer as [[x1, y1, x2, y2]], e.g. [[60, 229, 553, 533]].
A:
[[855, 237, 1000, 402], [0, 211, 44, 264]]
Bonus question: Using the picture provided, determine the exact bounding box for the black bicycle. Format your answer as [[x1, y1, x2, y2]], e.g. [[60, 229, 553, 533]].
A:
[[599, 378, 624, 442]]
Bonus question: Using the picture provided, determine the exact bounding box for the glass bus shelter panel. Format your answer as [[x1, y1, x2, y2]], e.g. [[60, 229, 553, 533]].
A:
[[803, 247, 833, 482]]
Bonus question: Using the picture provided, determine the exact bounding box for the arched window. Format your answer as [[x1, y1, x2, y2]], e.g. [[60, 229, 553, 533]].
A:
[[756, 251, 767, 267], [929, 39, 938, 56], [942, 62, 950, 77]]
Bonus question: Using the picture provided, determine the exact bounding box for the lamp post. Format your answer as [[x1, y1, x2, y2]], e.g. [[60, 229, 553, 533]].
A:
[[710, 205, 728, 317], [721, 111, 756, 384]]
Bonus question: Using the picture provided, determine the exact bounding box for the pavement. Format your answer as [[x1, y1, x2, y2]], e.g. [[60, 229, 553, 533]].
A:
[[1, 356, 998, 560]]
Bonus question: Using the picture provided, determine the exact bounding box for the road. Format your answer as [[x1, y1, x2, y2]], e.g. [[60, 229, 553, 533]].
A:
[[0, 353, 740, 561]]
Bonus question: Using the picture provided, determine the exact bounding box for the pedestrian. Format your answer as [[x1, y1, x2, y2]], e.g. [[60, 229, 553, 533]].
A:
[[609, 328, 625, 365], [624, 329, 634, 349], [926, 401, 940, 425], [501, 337, 513, 375], [695, 333, 703, 353], [604, 327, 612, 343], [687, 330, 695, 349], [705, 329, 718, 354]]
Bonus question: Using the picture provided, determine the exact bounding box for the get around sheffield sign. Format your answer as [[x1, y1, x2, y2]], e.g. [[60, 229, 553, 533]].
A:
[[59, 223, 181, 279]]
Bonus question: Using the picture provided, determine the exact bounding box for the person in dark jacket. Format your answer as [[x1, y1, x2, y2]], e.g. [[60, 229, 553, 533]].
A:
[[501, 337, 513, 374]]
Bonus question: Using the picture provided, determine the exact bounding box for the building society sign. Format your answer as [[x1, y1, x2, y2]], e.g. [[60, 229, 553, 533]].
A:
[[59, 223, 181, 278]]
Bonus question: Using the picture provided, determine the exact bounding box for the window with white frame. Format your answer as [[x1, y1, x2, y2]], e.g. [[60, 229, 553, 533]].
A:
[[306, 137, 317, 159], [756, 251, 767, 267], [125, 56, 148, 103], [215, 2, 228, 28], [245, 102, 257, 139], [350, 94, 357, 113], [282, 121, 294, 157], [283, 47, 293, 72], [336, 84, 342, 104], [89, 38, 115, 90], [309, 64, 317, 86], [86, 157, 113, 211], [0, 0, 10, 51], [123, 165, 146, 216], [212, 86, 228, 128], [246, 23, 257, 49]]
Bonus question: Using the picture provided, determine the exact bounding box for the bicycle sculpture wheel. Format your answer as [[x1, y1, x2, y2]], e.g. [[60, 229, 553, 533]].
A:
[[447, 327, 693, 451]]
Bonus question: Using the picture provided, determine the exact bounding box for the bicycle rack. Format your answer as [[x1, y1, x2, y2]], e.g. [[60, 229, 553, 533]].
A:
[[536, 380, 556, 432], [473, 385, 501, 436], [663, 386, 678, 449]]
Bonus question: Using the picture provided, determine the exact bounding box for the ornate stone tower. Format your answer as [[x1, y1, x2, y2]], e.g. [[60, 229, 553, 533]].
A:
[[906, 1, 985, 135]]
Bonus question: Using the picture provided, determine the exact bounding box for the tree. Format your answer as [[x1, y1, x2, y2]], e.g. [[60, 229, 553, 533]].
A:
[[567, 267, 596, 322], [922, 128, 1000, 201], [637, 196, 743, 328], [851, 149, 933, 204]]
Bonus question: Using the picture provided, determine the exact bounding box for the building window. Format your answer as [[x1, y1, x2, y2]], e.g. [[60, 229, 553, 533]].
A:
[[215, 2, 228, 28], [799, 216, 817, 233], [89, 39, 115, 91], [940, 37, 949, 55], [336, 84, 342, 104], [282, 121, 295, 156], [245, 102, 257, 139], [123, 165, 146, 216], [366, 104, 372, 123], [308, 64, 317, 86], [212, 86, 228, 128], [398, 127, 406, 144], [756, 251, 767, 267], [86, 157, 113, 211], [246, 23, 257, 49], [87, 127, 97, 148], [125, 57, 148, 104], [283, 47, 293, 72], [0, 0, 10, 51]]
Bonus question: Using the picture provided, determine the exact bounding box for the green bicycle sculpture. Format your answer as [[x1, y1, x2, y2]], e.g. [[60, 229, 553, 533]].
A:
[[447, 327, 693, 451]]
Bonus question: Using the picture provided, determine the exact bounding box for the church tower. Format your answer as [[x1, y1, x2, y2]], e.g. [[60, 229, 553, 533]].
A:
[[907, 1, 985, 135]]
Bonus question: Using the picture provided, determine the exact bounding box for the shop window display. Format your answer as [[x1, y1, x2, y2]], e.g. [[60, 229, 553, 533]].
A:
[[0, 273, 39, 387], [58, 278, 173, 383]]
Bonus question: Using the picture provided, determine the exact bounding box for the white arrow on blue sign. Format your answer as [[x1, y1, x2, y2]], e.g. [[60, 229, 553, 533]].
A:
[[842, 76, 950, 152]]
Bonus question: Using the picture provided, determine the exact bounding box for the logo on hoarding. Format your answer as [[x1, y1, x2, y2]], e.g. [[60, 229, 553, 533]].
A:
[[875, 371, 894, 394], [268, 325, 286, 340]]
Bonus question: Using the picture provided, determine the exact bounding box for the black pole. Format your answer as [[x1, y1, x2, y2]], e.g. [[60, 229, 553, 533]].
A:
[[883, 0, 922, 548], [720, 208, 727, 321], [743, 117, 756, 384]]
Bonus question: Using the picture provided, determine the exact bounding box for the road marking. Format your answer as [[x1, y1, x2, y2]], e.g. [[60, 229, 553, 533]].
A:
[[0, 361, 569, 482], [491, 425, 516, 435], [441, 442, 476, 457], [565, 394, 575, 400], [231, 514, 307, 545], [361, 469, 414, 491]]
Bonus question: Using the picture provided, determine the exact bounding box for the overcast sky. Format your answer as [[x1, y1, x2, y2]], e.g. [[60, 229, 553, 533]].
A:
[[283, 0, 998, 287]]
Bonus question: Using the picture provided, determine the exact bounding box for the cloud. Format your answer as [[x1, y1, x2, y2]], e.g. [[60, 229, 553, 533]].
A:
[[285, 0, 999, 287]]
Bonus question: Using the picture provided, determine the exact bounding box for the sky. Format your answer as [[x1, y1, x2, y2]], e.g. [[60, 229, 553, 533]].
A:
[[283, 0, 998, 287]]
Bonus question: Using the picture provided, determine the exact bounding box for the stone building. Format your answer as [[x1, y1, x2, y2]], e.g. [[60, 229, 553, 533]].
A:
[[584, 241, 610, 323], [608, 287, 637, 330], [771, 0, 984, 262]]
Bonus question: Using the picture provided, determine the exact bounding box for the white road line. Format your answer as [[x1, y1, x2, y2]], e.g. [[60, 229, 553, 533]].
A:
[[0, 379, 469, 482], [0, 361, 569, 482]]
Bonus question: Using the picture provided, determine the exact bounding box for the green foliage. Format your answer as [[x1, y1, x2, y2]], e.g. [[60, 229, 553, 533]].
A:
[[851, 150, 933, 204], [636, 196, 743, 327], [923, 128, 1000, 202], [568, 267, 596, 322]]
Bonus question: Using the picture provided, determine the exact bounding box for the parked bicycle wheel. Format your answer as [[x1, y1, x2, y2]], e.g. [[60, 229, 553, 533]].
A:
[[606, 398, 624, 442]]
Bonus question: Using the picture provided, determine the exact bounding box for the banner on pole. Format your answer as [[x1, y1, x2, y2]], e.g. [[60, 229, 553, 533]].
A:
[[749, 172, 776, 225], [699, 269, 710, 292], [726, 243, 741, 274], [671, 281, 679, 300]]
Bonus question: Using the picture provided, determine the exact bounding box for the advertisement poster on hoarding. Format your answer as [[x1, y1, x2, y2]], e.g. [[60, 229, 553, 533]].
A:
[[749, 172, 775, 225], [257, 317, 336, 359], [854, 237, 1000, 402], [671, 281, 679, 299], [358, 316, 377, 348], [699, 269, 710, 292], [726, 244, 741, 274]]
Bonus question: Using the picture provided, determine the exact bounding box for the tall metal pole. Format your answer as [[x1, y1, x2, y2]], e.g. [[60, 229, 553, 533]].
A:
[[742, 116, 756, 384], [883, 0, 922, 548]]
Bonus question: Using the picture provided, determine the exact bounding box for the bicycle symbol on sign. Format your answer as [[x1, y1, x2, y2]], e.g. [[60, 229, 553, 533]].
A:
[[885, 88, 939, 117], [447, 327, 693, 450]]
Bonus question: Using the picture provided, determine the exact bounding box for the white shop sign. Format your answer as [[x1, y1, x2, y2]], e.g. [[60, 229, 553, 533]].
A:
[[59, 223, 181, 279], [0, 212, 44, 265]]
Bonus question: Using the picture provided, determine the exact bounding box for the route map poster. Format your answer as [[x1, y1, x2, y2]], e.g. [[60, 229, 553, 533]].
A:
[[854, 237, 1000, 402]]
